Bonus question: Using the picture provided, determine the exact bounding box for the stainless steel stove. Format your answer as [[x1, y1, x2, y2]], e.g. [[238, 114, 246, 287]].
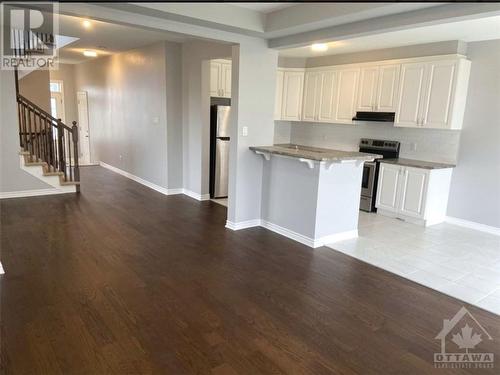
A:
[[359, 138, 400, 212]]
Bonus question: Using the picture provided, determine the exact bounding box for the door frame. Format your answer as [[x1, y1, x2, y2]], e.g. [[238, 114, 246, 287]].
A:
[[50, 80, 66, 122], [76, 91, 92, 165]]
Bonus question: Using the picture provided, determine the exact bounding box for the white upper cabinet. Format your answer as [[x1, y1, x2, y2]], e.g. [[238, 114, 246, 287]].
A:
[[395, 58, 471, 129], [302, 71, 322, 121], [377, 64, 400, 112], [357, 64, 400, 112], [395, 62, 427, 127], [357, 66, 379, 112], [274, 70, 284, 120], [210, 62, 221, 97], [281, 70, 304, 121], [275, 55, 470, 129], [318, 70, 337, 122], [334, 68, 360, 124], [302, 70, 337, 123], [210, 59, 231, 98], [221, 62, 232, 98]]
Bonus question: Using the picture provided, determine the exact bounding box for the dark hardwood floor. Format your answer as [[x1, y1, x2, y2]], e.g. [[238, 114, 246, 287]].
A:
[[1, 166, 499, 374]]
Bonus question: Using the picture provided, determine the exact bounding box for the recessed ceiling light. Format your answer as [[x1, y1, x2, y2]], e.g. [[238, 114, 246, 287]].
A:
[[311, 43, 328, 52], [82, 20, 92, 29], [83, 50, 97, 57]]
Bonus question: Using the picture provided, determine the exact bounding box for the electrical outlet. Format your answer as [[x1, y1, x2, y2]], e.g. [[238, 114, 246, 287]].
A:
[[410, 142, 417, 152], [242, 126, 248, 137]]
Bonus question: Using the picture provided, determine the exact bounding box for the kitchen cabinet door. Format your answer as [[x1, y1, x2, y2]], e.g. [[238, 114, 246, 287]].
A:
[[318, 70, 337, 122], [334, 68, 359, 124], [221, 62, 232, 98], [274, 70, 284, 120], [302, 71, 322, 122], [395, 62, 427, 128], [356, 66, 379, 112], [210, 62, 221, 97], [376, 163, 402, 213], [421, 60, 456, 129], [399, 167, 428, 218], [281, 71, 304, 121], [377, 64, 400, 112]]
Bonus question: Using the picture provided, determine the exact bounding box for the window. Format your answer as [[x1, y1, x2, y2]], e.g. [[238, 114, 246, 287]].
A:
[[50, 81, 62, 92]]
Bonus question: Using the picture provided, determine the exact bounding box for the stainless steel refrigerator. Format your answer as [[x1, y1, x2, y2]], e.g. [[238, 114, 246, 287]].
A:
[[209, 104, 231, 198]]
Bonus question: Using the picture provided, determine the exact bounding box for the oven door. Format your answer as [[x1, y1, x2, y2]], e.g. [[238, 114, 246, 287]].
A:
[[361, 162, 376, 197]]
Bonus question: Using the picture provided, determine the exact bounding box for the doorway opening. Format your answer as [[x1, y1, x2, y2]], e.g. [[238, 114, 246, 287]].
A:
[[49, 80, 65, 122], [208, 58, 232, 208]]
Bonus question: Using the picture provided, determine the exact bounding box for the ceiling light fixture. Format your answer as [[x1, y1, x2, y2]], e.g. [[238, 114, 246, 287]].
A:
[[311, 43, 328, 52], [82, 20, 92, 29], [83, 50, 97, 57]]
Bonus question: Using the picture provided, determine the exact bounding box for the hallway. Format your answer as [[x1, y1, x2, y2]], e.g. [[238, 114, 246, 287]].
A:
[[1, 166, 499, 374]]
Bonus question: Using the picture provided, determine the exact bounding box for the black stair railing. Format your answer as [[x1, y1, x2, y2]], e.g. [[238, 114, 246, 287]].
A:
[[16, 93, 80, 190]]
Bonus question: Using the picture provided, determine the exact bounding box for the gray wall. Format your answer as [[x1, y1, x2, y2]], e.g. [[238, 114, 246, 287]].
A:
[[447, 40, 500, 228], [0, 70, 50, 193], [74, 42, 181, 189], [181, 40, 232, 196], [227, 40, 278, 223], [19, 70, 51, 113], [49, 64, 78, 124]]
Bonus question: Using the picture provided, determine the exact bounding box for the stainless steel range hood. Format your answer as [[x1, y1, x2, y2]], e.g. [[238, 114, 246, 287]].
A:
[[352, 111, 395, 122]]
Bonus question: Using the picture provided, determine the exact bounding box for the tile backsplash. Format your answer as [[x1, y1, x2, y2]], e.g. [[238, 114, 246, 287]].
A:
[[279, 121, 461, 164]]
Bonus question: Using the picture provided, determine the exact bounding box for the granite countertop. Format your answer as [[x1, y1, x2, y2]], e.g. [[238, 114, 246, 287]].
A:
[[249, 144, 382, 162], [381, 158, 456, 170]]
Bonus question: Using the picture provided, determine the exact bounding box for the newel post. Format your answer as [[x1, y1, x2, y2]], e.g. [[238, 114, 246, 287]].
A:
[[72, 121, 80, 192]]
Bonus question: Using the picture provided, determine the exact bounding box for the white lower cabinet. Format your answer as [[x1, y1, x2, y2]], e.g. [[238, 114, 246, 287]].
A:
[[376, 162, 453, 226]]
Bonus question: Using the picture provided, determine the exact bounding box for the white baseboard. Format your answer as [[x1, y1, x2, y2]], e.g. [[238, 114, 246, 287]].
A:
[[99, 161, 182, 196], [445, 216, 500, 237], [226, 218, 357, 248], [99, 161, 209, 200], [0, 188, 75, 199], [226, 219, 261, 230], [183, 189, 210, 201]]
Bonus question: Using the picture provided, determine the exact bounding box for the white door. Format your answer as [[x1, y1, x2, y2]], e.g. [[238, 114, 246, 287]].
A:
[[334, 68, 359, 123], [50, 92, 65, 122], [421, 60, 456, 129], [221, 62, 232, 98], [302, 71, 322, 121], [376, 64, 400, 112], [376, 163, 402, 213], [395, 62, 427, 128], [356, 66, 379, 112], [77, 91, 91, 165], [210, 61, 221, 97], [399, 167, 428, 218], [318, 70, 337, 122], [274, 70, 284, 120], [281, 71, 304, 121]]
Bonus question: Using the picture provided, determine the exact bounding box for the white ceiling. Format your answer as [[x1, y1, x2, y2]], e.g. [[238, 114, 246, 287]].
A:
[[56, 14, 190, 64], [279, 15, 500, 58], [229, 3, 295, 14]]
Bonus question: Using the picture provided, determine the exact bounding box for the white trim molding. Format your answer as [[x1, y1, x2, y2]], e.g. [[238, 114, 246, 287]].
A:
[[99, 161, 209, 200], [445, 216, 500, 237], [225, 219, 261, 230], [226, 218, 358, 248], [183, 189, 210, 201], [0, 188, 74, 199]]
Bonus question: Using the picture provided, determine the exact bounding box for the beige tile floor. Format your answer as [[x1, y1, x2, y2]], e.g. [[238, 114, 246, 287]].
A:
[[327, 212, 500, 315]]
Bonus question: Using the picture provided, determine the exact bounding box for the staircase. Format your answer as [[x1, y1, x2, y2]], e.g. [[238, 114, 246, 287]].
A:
[[16, 91, 80, 192]]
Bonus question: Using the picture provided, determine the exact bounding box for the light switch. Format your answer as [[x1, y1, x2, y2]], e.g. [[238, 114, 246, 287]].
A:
[[152, 116, 160, 124], [242, 126, 248, 136]]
